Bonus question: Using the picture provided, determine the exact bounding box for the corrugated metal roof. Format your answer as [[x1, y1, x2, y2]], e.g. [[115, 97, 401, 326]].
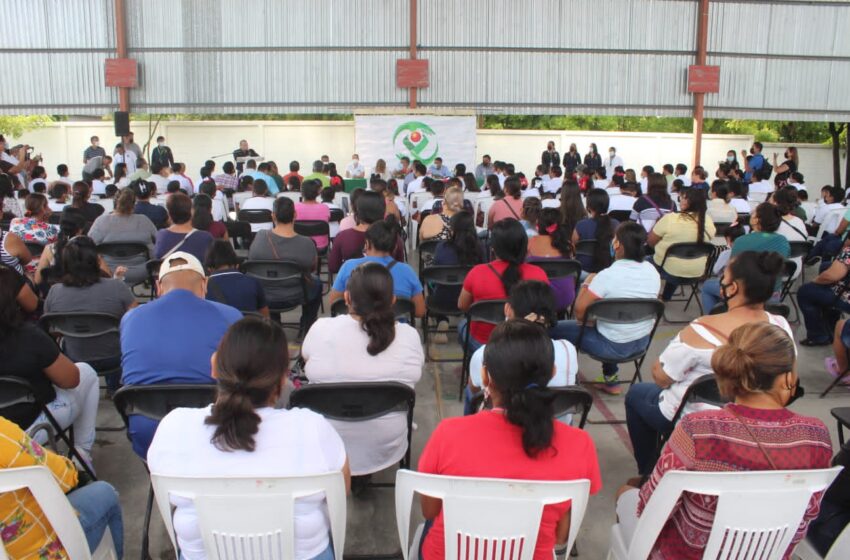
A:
[[1, 0, 849, 120]]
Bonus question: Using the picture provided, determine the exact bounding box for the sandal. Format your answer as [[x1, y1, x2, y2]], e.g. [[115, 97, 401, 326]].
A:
[[800, 338, 831, 347]]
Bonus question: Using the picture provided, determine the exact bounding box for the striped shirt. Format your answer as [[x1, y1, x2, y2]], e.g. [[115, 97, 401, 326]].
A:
[[83, 145, 105, 162], [638, 404, 832, 560]]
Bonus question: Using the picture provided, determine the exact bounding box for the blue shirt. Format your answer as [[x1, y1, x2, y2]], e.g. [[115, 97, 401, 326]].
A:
[[243, 170, 278, 194], [745, 153, 765, 182], [120, 289, 242, 457], [206, 270, 267, 312], [332, 255, 423, 299]]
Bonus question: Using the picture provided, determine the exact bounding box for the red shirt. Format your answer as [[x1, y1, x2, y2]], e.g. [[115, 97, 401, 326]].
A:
[[418, 411, 602, 560], [462, 260, 548, 342], [282, 172, 303, 186]]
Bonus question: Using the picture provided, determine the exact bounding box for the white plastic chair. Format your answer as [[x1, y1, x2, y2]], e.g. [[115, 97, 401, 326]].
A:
[[812, 207, 848, 241], [608, 467, 842, 560], [276, 191, 301, 203], [0, 466, 117, 560], [94, 198, 114, 214], [150, 472, 347, 560], [794, 522, 850, 560], [395, 470, 591, 560]]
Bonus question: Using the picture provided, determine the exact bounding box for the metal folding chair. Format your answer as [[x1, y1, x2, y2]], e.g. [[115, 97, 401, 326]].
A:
[[659, 242, 717, 323], [421, 265, 472, 361], [530, 258, 582, 315], [461, 300, 507, 398], [294, 220, 332, 293], [330, 297, 416, 324], [241, 260, 310, 330]]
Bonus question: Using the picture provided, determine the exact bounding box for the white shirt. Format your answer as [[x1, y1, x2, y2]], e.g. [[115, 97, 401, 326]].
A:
[[345, 161, 365, 178], [608, 193, 637, 212], [496, 173, 506, 187], [813, 202, 845, 233], [593, 179, 609, 190], [675, 174, 692, 187], [657, 314, 792, 421], [405, 176, 425, 195], [149, 173, 172, 193], [28, 178, 47, 193], [729, 198, 751, 214], [790, 182, 808, 192], [541, 198, 560, 209], [603, 155, 624, 179], [748, 179, 773, 195], [148, 405, 346, 560], [302, 315, 423, 476], [91, 179, 107, 196], [48, 200, 68, 212], [542, 176, 562, 194], [587, 259, 661, 343], [639, 177, 648, 192], [240, 196, 275, 232], [113, 151, 137, 174], [174, 174, 193, 195]]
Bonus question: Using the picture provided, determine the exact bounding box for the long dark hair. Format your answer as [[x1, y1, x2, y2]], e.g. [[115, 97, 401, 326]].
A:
[[490, 220, 528, 296], [585, 188, 614, 269], [60, 236, 102, 287], [348, 262, 396, 355], [537, 208, 572, 257], [0, 266, 23, 337], [483, 320, 556, 457], [192, 194, 215, 231], [205, 318, 289, 452], [559, 180, 587, 232], [486, 175, 503, 199], [646, 173, 672, 208], [71, 181, 90, 209], [447, 211, 481, 266], [462, 172, 480, 193], [41, 214, 85, 291], [681, 188, 708, 243]]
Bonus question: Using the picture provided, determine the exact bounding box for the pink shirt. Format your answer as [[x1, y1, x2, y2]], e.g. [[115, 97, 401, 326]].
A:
[[295, 202, 331, 250], [487, 197, 524, 227]]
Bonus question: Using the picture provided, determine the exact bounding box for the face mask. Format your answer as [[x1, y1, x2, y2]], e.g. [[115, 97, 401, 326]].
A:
[[785, 380, 805, 406], [609, 151, 615, 157], [93, 141, 99, 147], [158, 142, 164, 147], [609, 242, 616, 259], [719, 280, 736, 303], [784, 152, 789, 159], [727, 155, 735, 162], [749, 147, 755, 155]]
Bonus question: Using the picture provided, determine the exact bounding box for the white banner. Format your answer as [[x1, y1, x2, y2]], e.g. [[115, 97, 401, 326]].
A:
[[354, 115, 477, 174]]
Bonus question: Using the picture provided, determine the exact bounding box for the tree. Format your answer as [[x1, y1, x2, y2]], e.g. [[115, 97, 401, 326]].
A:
[[828, 122, 846, 188], [0, 115, 53, 137]]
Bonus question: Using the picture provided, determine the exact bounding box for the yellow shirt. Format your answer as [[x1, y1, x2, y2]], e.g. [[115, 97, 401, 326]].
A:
[[652, 213, 716, 278], [0, 417, 78, 559]]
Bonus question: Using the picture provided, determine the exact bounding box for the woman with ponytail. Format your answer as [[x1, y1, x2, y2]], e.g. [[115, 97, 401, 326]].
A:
[[148, 317, 350, 560], [303, 262, 423, 477], [573, 188, 618, 273], [528, 208, 577, 312], [459, 219, 548, 350], [418, 319, 601, 560], [617, 321, 831, 560], [625, 250, 792, 477], [62, 181, 104, 231]]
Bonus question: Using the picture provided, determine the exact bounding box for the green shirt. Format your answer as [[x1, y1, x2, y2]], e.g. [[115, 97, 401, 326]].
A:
[[731, 232, 790, 259], [303, 172, 330, 188]]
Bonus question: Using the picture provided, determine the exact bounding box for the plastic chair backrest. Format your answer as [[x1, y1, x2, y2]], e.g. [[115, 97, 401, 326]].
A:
[[0, 376, 40, 423], [150, 472, 347, 560], [819, 207, 846, 238], [551, 386, 594, 429], [668, 374, 727, 426], [242, 260, 307, 302], [467, 299, 507, 325], [40, 312, 120, 339], [277, 191, 301, 203], [96, 242, 149, 259], [294, 220, 330, 238], [585, 298, 664, 326], [290, 381, 415, 421], [532, 258, 582, 282], [329, 208, 345, 223], [421, 265, 471, 287], [0, 466, 112, 560], [329, 298, 415, 322], [659, 242, 715, 278], [237, 209, 273, 224], [112, 384, 218, 426], [395, 470, 591, 560], [622, 468, 842, 560]]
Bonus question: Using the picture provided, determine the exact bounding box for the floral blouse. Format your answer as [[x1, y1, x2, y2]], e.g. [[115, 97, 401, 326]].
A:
[[10, 217, 59, 246], [0, 416, 78, 559]]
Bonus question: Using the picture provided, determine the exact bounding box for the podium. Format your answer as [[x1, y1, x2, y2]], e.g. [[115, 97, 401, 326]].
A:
[[236, 156, 264, 164]]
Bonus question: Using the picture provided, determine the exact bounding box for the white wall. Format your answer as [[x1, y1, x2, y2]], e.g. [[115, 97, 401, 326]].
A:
[[12, 120, 846, 190]]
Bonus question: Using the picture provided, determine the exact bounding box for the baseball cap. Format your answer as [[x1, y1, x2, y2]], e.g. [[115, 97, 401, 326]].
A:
[[158, 251, 205, 280]]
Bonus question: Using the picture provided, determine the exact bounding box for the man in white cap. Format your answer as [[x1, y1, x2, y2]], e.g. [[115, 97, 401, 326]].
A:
[[119, 251, 242, 458]]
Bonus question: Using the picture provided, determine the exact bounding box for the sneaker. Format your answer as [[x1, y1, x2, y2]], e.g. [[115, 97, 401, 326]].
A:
[[825, 357, 850, 385], [434, 321, 449, 344], [591, 374, 622, 395]]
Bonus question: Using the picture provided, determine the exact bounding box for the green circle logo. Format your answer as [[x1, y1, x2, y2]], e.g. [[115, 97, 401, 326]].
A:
[[393, 121, 439, 165]]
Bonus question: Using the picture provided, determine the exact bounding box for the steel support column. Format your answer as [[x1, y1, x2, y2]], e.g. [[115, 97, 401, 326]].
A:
[[692, 0, 710, 168], [115, 0, 130, 112]]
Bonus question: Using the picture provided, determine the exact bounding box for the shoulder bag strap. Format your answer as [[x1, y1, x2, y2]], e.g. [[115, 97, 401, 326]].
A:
[[266, 231, 281, 260], [486, 262, 502, 281], [502, 198, 521, 220], [783, 219, 808, 240], [726, 406, 779, 470], [385, 259, 397, 271], [162, 229, 197, 260]]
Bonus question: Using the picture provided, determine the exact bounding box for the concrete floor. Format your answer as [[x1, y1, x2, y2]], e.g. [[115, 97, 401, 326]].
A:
[[89, 286, 850, 560]]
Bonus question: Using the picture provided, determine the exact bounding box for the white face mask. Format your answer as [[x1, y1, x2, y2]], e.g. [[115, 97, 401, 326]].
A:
[[157, 142, 164, 147], [609, 151, 616, 157], [93, 141, 99, 147], [727, 155, 735, 162]]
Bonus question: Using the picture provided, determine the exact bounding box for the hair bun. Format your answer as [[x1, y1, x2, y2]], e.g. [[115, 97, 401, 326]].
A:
[[756, 251, 784, 276]]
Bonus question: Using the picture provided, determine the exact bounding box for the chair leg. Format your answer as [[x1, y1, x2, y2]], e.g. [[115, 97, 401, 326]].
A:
[[820, 368, 850, 397], [141, 483, 154, 560], [630, 359, 644, 384]]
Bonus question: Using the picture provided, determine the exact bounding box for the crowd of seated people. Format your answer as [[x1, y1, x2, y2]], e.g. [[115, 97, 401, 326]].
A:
[[2, 140, 850, 560]]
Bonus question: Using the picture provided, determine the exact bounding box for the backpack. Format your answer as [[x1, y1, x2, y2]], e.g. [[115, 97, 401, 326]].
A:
[[758, 158, 773, 180]]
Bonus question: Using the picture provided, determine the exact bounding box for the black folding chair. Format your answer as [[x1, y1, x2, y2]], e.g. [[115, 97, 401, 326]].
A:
[[713, 222, 732, 240], [470, 385, 593, 428], [294, 220, 332, 293], [289, 382, 416, 473], [777, 259, 802, 323], [657, 374, 727, 451], [531, 258, 582, 315], [145, 259, 162, 299], [737, 212, 750, 226], [421, 265, 472, 361], [831, 407, 850, 445], [575, 298, 665, 386], [658, 242, 716, 323], [113, 384, 218, 560], [574, 239, 597, 264], [241, 260, 309, 329], [787, 239, 814, 292], [709, 301, 791, 318], [329, 208, 345, 224], [24, 241, 45, 259], [0, 376, 96, 480], [39, 312, 122, 381], [609, 210, 633, 223], [225, 220, 252, 250], [96, 241, 149, 261], [461, 300, 507, 398], [330, 297, 416, 324], [236, 209, 272, 245]]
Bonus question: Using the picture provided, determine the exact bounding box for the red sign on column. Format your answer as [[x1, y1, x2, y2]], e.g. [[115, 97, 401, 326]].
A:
[[688, 65, 720, 94], [105, 58, 138, 88], [396, 59, 429, 88]]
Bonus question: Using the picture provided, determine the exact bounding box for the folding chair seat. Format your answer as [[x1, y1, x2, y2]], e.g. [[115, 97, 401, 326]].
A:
[[460, 300, 507, 397], [294, 219, 332, 292], [658, 242, 716, 323]]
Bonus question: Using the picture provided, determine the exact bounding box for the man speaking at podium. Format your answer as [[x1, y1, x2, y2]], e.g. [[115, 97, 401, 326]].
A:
[[233, 139, 260, 174]]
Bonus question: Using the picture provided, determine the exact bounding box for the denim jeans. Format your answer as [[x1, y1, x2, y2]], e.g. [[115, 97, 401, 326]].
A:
[[798, 282, 850, 343], [701, 277, 722, 315], [270, 275, 323, 332], [625, 383, 674, 475], [67, 481, 124, 558], [29, 362, 100, 458], [549, 320, 650, 381], [86, 356, 122, 394], [457, 319, 484, 355], [646, 257, 682, 301]]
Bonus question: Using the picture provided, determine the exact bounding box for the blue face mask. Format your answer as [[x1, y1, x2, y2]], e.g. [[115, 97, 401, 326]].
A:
[[610, 242, 616, 259]]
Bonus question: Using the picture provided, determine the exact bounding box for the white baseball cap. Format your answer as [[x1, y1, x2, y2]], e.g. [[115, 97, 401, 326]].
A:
[[158, 251, 205, 280]]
